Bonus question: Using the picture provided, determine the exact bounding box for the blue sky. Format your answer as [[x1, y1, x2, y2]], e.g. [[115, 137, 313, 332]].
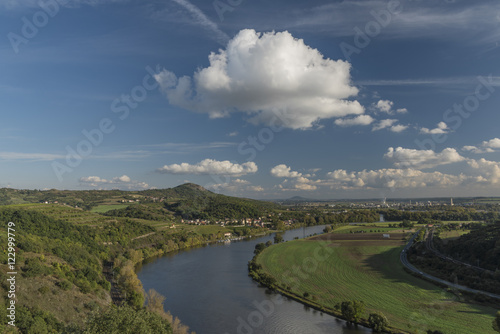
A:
[[1, 0, 500, 199]]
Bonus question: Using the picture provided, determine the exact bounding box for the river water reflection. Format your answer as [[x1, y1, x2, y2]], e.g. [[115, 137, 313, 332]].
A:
[[137, 226, 371, 334]]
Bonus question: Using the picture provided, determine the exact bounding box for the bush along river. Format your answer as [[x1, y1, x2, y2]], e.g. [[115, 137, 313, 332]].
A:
[[137, 225, 371, 334]]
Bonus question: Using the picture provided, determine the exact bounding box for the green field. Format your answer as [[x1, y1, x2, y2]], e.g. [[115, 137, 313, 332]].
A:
[[91, 204, 131, 213], [257, 237, 497, 334], [439, 229, 471, 239]]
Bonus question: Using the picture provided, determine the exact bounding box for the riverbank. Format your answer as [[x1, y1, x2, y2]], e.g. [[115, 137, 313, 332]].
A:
[[250, 234, 497, 334], [248, 272, 381, 333], [110, 227, 276, 305]]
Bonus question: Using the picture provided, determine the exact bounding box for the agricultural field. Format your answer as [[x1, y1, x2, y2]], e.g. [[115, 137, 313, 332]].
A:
[[438, 230, 471, 245], [474, 197, 500, 204], [91, 204, 131, 213], [257, 232, 498, 334], [5, 204, 114, 225], [332, 225, 406, 234], [312, 232, 407, 244]]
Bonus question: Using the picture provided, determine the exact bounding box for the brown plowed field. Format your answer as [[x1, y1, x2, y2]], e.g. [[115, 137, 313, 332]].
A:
[[309, 232, 406, 246]]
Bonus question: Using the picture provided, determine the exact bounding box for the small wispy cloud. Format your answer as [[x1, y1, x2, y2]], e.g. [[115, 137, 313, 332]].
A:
[[358, 76, 500, 87], [372, 119, 397, 131], [139, 141, 236, 152], [171, 0, 230, 45], [0, 150, 153, 162], [88, 151, 152, 161], [291, 1, 500, 48], [0, 0, 129, 10], [463, 138, 500, 154], [372, 119, 408, 133], [420, 121, 449, 135], [334, 115, 374, 127], [0, 152, 64, 161]]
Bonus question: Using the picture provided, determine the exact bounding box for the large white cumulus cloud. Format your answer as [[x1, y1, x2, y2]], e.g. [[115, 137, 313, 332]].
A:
[[270, 164, 303, 178], [155, 29, 364, 129], [468, 158, 500, 184]]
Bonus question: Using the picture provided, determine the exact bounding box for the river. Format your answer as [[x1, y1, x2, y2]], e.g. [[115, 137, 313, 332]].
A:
[[137, 225, 371, 334]]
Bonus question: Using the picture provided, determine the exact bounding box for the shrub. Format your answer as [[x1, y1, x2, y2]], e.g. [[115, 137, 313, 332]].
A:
[[38, 286, 50, 295], [84, 301, 99, 311], [22, 258, 52, 278], [341, 300, 365, 323], [58, 280, 72, 291], [368, 312, 389, 332]]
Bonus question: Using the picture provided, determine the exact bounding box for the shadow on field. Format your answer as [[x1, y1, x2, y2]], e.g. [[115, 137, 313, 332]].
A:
[[457, 310, 487, 314], [362, 246, 417, 284], [362, 245, 499, 322]]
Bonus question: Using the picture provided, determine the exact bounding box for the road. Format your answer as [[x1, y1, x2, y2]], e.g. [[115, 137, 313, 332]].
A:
[[400, 229, 500, 300]]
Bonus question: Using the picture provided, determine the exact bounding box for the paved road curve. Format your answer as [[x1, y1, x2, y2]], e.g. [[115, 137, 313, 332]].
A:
[[400, 230, 500, 300]]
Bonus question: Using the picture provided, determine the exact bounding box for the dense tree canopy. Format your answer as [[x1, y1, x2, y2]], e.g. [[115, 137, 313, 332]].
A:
[[341, 300, 365, 323], [82, 305, 172, 334]]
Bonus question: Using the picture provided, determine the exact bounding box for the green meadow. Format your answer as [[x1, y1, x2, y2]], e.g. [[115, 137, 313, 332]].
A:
[[257, 236, 497, 334]]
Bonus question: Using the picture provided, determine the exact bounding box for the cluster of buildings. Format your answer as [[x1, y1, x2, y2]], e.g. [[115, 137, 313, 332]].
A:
[[180, 217, 298, 228], [327, 198, 457, 209], [143, 196, 165, 202], [180, 217, 271, 227], [118, 195, 167, 203], [119, 199, 140, 203]]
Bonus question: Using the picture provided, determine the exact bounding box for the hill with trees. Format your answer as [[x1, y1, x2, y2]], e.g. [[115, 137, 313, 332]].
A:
[[0, 183, 279, 333], [437, 222, 500, 272], [0, 183, 279, 222], [408, 222, 500, 296]]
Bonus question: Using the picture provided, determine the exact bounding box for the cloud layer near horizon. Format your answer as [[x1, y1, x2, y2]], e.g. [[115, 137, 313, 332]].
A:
[[155, 29, 364, 129], [157, 159, 258, 176], [385, 147, 465, 169], [79, 175, 150, 190]]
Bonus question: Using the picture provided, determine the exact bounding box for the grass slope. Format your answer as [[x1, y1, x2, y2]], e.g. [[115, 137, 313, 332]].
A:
[[257, 237, 497, 334]]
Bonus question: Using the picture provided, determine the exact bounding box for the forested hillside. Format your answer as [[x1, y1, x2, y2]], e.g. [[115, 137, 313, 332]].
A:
[[381, 208, 499, 222], [439, 223, 500, 271], [0, 183, 281, 333]]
